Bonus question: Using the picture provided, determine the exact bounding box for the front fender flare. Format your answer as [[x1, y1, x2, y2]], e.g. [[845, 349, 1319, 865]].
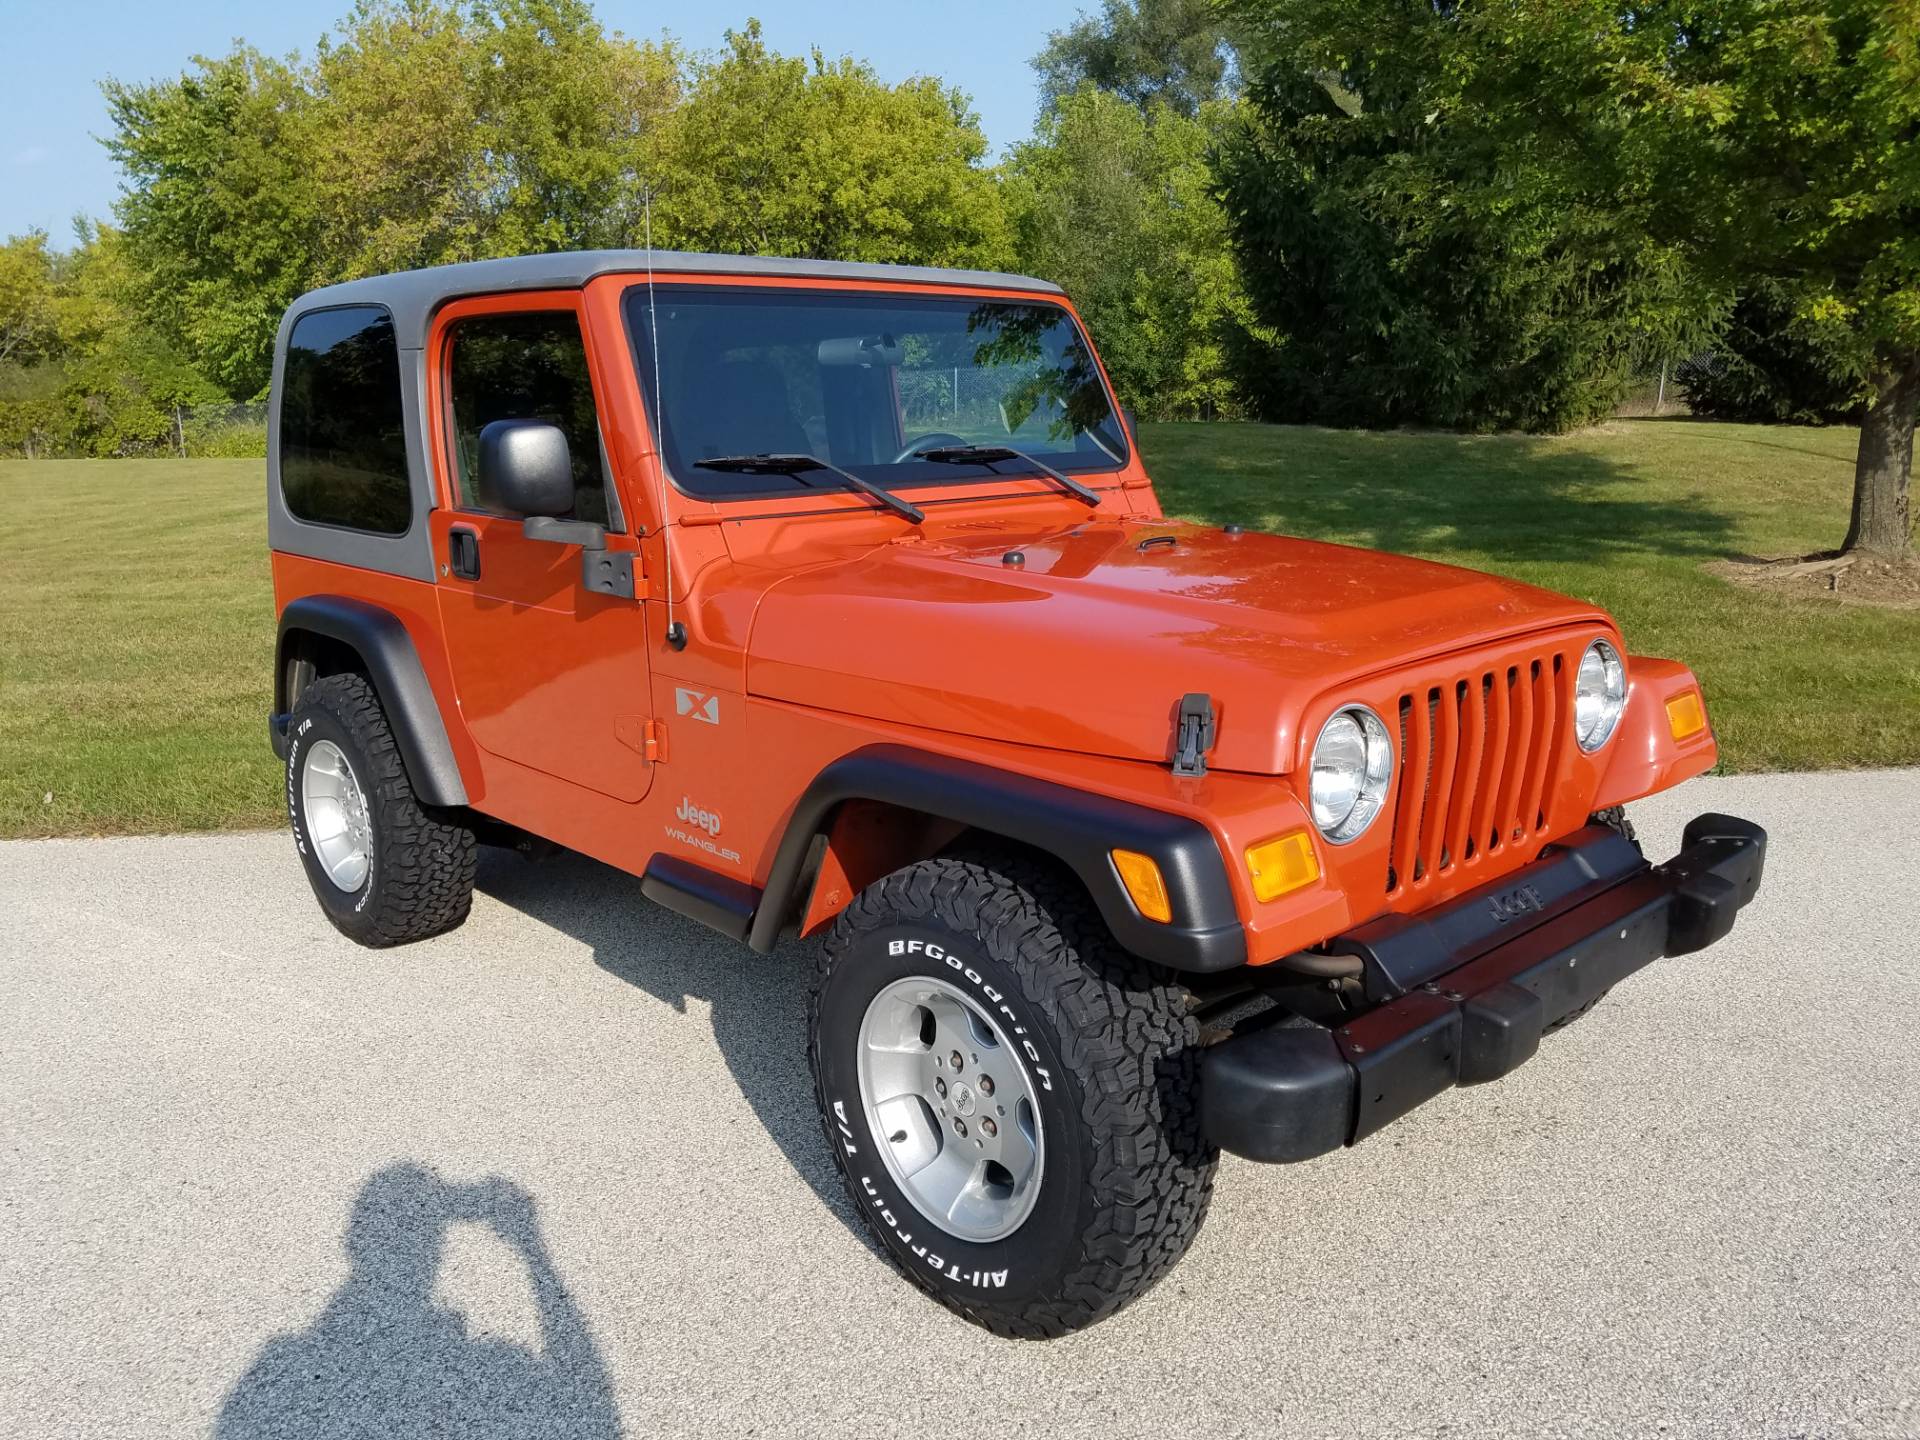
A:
[[748, 745, 1247, 973]]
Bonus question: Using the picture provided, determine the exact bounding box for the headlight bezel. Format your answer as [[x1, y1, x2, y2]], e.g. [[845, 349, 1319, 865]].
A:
[[1574, 638, 1628, 752], [1308, 703, 1395, 845]]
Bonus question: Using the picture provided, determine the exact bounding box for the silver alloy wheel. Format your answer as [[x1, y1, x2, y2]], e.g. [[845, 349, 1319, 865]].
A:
[[301, 739, 374, 893], [856, 974, 1045, 1244]]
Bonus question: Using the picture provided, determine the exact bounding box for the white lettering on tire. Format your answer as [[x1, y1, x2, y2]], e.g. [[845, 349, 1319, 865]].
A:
[[884, 938, 1053, 1092]]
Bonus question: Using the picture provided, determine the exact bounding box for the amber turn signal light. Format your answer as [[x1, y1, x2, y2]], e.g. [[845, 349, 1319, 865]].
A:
[[1111, 849, 1172, 923], [1246, 830, 1320, 903], [1666, 689, 1708, 741]]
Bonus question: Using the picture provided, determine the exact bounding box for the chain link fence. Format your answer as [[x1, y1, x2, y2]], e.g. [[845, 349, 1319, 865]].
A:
[[1613, 352, 1724, 418]]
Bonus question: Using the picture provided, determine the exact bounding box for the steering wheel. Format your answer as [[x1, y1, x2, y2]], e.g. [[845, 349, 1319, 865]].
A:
[[892, 432, 969, 465]]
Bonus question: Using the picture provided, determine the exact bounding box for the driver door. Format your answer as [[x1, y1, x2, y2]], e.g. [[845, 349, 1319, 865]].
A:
[[429, 293, 653, 804]]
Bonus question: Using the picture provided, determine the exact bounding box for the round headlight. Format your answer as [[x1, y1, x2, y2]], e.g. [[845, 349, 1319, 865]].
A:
[[1575, 639, 1627, 751], [1310, 705, 1394, 844]]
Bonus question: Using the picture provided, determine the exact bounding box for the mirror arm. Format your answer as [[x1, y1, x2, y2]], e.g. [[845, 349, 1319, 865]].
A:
[[522, 516, 607, 550]]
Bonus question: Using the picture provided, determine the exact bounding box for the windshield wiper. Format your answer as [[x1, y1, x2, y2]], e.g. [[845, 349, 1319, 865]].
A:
[[693, 454, 924, 523], [914, 444, 1102, 507]]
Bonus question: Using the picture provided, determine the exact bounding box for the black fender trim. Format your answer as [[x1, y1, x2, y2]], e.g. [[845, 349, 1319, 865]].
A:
[[747, 744, 1247, 972], [274, 595, 469, 807]]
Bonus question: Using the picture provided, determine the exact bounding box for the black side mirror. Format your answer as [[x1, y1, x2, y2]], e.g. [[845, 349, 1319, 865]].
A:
[[477, 420, 574, 518]]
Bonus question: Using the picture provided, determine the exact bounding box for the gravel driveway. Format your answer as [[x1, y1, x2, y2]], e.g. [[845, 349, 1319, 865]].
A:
[[2, 770, 1915, 1438]]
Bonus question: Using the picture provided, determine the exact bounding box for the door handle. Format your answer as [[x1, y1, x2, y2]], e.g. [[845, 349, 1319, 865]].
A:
[[449, 527, 480, 581]]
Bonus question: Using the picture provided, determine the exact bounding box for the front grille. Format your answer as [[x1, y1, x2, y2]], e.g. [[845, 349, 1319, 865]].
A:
[[1386, 650, 1570, 894]]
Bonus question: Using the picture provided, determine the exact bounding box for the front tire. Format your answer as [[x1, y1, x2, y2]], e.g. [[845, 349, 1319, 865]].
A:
[[810, 854, 1216, 1338], [286, 672, 476, 947]]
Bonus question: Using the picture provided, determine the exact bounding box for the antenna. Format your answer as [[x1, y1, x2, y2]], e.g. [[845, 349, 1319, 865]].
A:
[[644, 187, 685, 651]]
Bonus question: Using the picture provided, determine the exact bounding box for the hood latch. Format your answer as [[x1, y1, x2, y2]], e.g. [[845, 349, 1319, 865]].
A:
[[1172, 693, 1217, 778]]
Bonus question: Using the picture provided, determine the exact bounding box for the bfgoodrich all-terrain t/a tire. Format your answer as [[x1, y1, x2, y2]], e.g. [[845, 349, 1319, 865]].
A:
[[286, 672, 476, 948], [810, 853, 1217, 1338]]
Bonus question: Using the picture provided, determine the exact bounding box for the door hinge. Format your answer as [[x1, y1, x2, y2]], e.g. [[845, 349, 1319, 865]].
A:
[[615, 714, 666, 762], [1172, 693, 1216, 778], [583, 549, 634, 599]]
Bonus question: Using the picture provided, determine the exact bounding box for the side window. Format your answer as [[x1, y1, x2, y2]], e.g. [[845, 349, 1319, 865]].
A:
[[444, 311, 612, 528], [280, 306, 411, 534]]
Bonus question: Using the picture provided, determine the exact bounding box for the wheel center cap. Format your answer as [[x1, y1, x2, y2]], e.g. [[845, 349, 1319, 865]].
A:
[[950, 1081, 977, 1117]]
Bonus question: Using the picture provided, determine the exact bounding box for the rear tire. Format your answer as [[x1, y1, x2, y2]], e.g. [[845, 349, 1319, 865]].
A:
[[286, 672, 476, 947], [809, 853, 1216, 1338]]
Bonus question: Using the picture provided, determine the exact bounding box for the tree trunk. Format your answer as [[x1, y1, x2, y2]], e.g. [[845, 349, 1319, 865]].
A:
[[1843, 355, 1918, 559]]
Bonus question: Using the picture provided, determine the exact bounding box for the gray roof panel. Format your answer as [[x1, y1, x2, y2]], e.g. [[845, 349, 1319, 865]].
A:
[[286, 249, 1066, 349]]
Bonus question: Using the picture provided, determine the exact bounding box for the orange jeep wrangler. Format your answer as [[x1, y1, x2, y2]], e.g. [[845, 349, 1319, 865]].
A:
[[267, 250, 1765, 1337]]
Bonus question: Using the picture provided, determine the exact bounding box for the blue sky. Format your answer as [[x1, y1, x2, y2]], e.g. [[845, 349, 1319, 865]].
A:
[[0, 0, 1087, 241]]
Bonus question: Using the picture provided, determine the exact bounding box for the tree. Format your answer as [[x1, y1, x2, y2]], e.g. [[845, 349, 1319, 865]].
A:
[[1224, 0, 1920, 556], [0, 232, 58, 367], [1216, 4, 1703, 432], [0, 223, 222, 456], [1035, 0, 1238, 118], [664, 22, 1009, 268], [1005, 89, 1252, 417], [1626, 1, 1920, 557], [103, 48, 320, 397]]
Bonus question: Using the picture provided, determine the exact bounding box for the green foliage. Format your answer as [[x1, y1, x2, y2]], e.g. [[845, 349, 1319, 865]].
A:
[[1033, 0, 1238, 119], [1221, 0, 1918, 545], [662, 22, 1009, 267], [1616, 2, 1920, 388], [181, 418, 269, 459], [1217, 0, 1710, 433], [0, 224, 221, 457], [1684, 290, 1865, 427], [0, 232, 59, 367], [1005, 89, 1252, 419], [103, 49, 319, 399]]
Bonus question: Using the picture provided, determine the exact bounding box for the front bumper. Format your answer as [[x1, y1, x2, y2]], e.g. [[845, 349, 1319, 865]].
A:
[[1202, 812, 1767, 1163]]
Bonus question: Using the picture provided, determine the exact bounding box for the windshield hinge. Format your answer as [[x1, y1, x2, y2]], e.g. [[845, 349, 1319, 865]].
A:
[[1172, 693, 1216, 778]]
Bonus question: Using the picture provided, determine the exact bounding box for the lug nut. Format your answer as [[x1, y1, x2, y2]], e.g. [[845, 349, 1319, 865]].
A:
[[953, 1118, 968, 1138], [949, 1051, 964, 1073], [934, 1078, 947, 1098], [981, 1117, 997, 1137], [978, 1075, 994, 1097]]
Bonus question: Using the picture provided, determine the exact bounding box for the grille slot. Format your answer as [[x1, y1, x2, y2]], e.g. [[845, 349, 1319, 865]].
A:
[[1387, 651, 1567, 895]]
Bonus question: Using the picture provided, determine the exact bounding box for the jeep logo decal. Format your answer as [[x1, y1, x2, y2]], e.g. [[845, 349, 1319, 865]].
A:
[[675, 688, 719, 724], [1487, 883, 1546, 924], [675, 796, 722, 836]]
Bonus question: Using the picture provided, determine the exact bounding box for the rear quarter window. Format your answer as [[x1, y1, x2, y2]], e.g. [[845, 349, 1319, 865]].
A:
[[279, 306, 412, 535]]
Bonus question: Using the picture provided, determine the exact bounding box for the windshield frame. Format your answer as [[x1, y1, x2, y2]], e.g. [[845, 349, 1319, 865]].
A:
[[618, 279, 1132, 505]]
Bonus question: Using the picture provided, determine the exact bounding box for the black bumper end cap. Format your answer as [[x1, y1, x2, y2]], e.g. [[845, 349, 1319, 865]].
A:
[[1201, 1026, 1354, 1163], [1667, 812, 1767, 956], [1457, 982, 1545, 1084]]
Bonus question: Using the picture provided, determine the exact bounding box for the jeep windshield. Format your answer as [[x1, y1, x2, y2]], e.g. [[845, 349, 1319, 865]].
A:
[[623, 284, 1130, 501]]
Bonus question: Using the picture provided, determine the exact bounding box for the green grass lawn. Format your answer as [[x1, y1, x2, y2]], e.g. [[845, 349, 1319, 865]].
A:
[[3, 421, 1916, 837]]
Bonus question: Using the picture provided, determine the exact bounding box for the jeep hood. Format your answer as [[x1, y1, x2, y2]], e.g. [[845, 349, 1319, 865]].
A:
[[744, 518, 1609, 774]]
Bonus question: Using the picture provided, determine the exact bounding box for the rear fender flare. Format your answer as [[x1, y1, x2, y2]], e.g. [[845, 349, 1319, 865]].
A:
[[274, 595, 468, 807]]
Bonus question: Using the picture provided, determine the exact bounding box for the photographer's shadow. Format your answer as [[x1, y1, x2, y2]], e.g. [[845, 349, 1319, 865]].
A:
[[218, 1164, 620, 1439]]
